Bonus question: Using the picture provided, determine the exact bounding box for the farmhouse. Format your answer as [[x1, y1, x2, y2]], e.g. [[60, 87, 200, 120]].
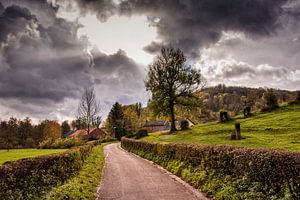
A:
[[143, 120, 170, 133], [69, 128, 107, 141]]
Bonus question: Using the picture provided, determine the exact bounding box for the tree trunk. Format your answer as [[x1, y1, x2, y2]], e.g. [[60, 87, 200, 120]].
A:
[[170, 101, 177, 132]]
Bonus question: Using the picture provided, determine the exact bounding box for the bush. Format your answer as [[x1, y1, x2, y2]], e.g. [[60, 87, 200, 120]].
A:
[[180, 120, 189, 130], [38, 138, 84, 149], [121, 138, 300, 199], [46, 144, 106, 199], [134, 129, 148, 139], [262, 90, 279, 110], [0, 142, 96, 199]]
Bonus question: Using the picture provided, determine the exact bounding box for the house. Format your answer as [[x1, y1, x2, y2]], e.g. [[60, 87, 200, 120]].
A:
[[143, 120, 170, 133], [69, 128, 107, 141], [186, 118, 196, 127]]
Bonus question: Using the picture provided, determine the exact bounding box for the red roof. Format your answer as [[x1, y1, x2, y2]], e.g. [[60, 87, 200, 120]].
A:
[[69, 128, 97, 138]]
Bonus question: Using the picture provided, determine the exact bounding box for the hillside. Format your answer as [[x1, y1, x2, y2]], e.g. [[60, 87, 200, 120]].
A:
[[143, 104, 300, 152]]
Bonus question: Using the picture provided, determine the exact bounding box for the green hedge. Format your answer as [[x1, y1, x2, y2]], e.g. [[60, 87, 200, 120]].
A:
[[0, 143, 95, 200], [38, 138, 84, 149], [121, 138, 300, 200], [46, 143, 106, 199]]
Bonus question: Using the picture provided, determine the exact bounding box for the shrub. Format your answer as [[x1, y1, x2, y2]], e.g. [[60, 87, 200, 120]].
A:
[[180, 120, 189, 130], [134, 129, 148, 139], [121, 138, 300, 199], [46, 144, 106, 199], [262, 90, 278, 110], [38, 138, 84, 149], [0, 142, 96, 199]]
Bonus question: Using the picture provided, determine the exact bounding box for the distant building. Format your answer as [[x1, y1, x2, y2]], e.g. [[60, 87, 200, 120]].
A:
[[143, 120, 170, 133], [186, 118, 196, 127], [68, 128, 107, 141]]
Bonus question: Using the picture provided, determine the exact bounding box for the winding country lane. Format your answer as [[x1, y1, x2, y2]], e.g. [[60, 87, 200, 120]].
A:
[[96, 143, 208, 200]]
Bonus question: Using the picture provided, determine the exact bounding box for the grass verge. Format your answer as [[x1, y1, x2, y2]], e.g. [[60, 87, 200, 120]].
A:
[[0, 149, 66, 165], [45, 143, 106, 200]]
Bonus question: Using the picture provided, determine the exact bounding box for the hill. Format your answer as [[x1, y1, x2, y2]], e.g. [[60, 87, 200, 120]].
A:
[[142, 104, 300, 152]]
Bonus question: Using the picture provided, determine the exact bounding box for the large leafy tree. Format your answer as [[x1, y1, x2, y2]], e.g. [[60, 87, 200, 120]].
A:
[[145, 47, 203, 131]]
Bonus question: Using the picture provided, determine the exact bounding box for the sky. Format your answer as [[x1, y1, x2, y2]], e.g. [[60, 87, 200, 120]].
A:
[[0, 0, 299, 122]]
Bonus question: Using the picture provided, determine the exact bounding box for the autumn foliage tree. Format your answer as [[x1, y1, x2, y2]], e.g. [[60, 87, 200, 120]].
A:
[[145, 47, 203, 131], [43, 121, 61, 141]]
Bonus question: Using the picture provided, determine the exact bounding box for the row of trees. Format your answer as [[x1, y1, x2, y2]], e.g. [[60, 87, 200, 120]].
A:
[[0, 118, 62, 149]]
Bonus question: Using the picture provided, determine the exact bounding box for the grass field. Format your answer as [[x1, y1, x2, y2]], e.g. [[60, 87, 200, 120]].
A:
[[143, 104, 300, 152], [0, 149, 67, 164]]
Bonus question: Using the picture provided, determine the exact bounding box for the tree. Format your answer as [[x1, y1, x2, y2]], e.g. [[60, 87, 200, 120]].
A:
[[71, 118, 87, 131], [263, 89, 278, 110], [43, 121, 61, 141], [19, 117, 33, 147], [61, 120, 71, 137], [145, 47, 203, 131], [123, 105, 140, 133], [106, 102, 125, 140], [0, 121, 10, 151], [77, 87, 101, 135], [134, 102, 142, 118]]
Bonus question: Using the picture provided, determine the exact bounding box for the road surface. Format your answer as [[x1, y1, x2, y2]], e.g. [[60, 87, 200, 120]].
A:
[[96, 143, 208, 200]]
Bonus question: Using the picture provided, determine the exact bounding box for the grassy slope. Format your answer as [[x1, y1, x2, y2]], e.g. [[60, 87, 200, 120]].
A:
[[143, 104, 300, 152], [0, 149, 66, 164], [46, 143, 106, 200]]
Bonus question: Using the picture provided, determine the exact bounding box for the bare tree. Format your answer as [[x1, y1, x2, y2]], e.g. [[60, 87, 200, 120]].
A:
[[77, 87, 101, 134]]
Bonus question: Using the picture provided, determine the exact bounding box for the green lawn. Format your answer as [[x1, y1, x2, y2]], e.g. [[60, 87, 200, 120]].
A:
[[143, 104, 300, 152], [0, 149, 67, 164]]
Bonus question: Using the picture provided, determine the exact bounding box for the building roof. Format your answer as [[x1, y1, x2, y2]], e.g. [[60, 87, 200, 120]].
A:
[[143, 120, 169, 127], [69, 128, 97, 138]]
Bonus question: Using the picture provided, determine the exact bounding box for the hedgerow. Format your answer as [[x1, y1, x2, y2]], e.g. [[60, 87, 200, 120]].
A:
[[46, 143, 106, 199], [0, 142, 96, 200], [121, 138, 300, 200], [38, 138, 84, 149]]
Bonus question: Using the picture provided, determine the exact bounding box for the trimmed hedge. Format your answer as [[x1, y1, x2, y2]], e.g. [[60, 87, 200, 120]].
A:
[[0, 142, 95, 199], [121, 138, 300, 200], [38, 138, 84, 149]]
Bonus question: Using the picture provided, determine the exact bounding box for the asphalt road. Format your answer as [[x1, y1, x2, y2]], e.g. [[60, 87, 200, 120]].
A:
[[96, 143, 208, 200]]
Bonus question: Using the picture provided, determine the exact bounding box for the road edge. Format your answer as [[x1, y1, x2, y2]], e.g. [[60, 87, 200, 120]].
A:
[[118, 143, 210, 200]]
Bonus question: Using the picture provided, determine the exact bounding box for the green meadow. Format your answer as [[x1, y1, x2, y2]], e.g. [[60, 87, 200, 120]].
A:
[[143, 104, 300, 152], [0, 149, 66, 164]]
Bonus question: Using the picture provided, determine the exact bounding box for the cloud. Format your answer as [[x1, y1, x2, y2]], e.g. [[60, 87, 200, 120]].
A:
[[51, 0, 117, 22], [0, 1, 146, 121], [118, 0, 292, 59], [90, 47, 148, 116], [202, 58, 300, 90]]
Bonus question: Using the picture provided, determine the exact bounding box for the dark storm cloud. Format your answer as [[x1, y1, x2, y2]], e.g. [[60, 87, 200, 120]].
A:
[[52, 0, 117, 22], [0, 0, 146, 120], [143, 41, 163, 54], [66, 0, 293, 59], [0, 3, 92, 102], [90, 47, 147, 107], [118, 0, 292, 58], [92, 48, 142, 76]]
